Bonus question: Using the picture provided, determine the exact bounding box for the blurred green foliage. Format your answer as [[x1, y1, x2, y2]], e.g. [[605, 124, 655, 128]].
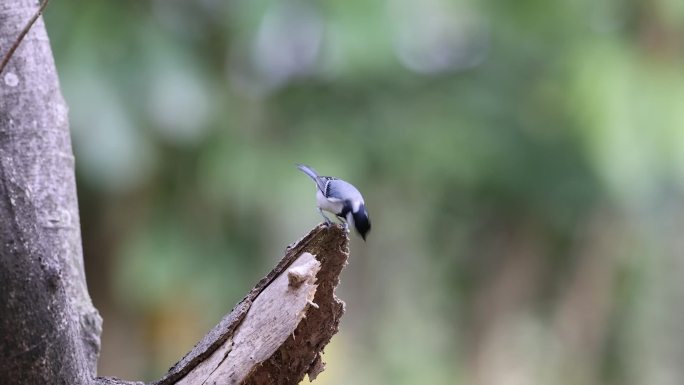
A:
[[45, 0, 684, 384]]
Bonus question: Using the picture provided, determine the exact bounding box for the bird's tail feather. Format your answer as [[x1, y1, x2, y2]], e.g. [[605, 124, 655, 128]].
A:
[[296, 164, 320, 182]]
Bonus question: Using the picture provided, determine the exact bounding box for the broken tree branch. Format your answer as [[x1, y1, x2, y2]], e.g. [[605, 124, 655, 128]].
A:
[[96, 224, 348, 385]]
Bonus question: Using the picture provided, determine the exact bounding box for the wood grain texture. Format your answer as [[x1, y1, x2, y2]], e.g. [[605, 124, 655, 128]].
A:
[[153, 224, 349, 385], [180, 253, 320, 385], [242, 227, 348, 385]]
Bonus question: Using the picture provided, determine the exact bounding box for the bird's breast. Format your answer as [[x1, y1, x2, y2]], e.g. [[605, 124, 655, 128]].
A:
[[316, 190, 344, 214]]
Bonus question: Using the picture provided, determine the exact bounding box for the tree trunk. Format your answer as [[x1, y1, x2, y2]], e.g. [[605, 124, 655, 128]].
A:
[[1, 2, 347, 384], [0, 0, 101, 384]]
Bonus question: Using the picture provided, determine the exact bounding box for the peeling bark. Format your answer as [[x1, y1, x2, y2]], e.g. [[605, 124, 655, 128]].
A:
[[92, 225, 348, 385], [153, 225, 348, 385]]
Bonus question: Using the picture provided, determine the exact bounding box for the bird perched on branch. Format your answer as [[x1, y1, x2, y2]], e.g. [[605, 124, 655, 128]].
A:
[[296, 164, 371, 240]]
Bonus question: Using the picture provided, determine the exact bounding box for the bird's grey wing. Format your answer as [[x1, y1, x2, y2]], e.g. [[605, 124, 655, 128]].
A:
[[326, 179, 363, 203]]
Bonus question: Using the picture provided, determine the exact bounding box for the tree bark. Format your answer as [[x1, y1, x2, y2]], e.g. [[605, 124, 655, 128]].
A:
[[1, 1, 101, 384], [1, 2, 348, 384], [95, 224, 348, 385], [151, 225, 348, 385]]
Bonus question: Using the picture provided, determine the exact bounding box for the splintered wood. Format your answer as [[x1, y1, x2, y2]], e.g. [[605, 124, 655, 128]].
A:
[[155, 224, 349, 385], [178, 253, 321, 385]]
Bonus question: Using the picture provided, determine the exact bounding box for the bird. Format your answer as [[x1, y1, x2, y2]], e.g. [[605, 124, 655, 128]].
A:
[[296, 164, 371, 240]]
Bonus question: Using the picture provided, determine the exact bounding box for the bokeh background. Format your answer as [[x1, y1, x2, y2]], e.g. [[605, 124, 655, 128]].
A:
[[44, 0, 684, 384]]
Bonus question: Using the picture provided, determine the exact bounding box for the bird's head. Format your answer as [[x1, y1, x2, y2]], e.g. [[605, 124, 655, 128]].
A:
[[348, 203, 371, 241]]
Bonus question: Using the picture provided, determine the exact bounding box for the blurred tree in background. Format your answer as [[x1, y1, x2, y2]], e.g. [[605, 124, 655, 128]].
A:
[[44, 0, 684, 384]]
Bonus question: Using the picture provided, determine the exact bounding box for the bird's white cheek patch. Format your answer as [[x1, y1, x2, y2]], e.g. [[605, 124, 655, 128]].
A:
[[351, 200, 362, 212], [346, 212, 354, 227]]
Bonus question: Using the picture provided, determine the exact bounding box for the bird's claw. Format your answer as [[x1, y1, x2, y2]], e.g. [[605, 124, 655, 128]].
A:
[[318, 208, 334, 227]]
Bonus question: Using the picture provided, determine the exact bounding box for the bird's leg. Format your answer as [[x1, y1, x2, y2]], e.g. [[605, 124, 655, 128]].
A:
[[317, 208, 333, 225], [342, 222, 350, 233]]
